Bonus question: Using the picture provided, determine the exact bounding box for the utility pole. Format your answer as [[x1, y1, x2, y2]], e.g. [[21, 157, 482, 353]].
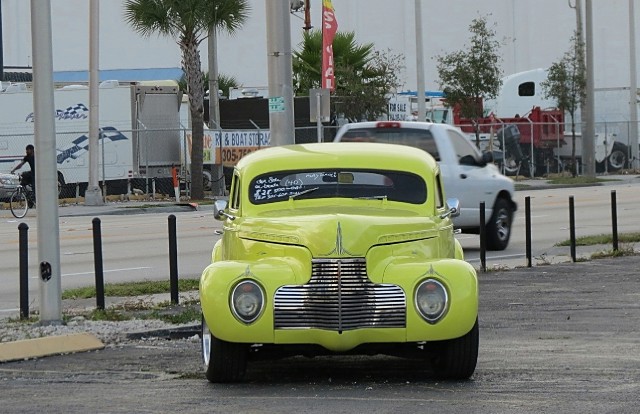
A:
[[0, 0, 4, 81], [30, 0, 62, 323], [583, 0, 596, 177], [208, 26, 224, 195], [266, 0, 295, 145], [629, 0, 638, 169], [415, 0, 426, 122], [85, 0, 103, 205], [304, 0, 312, 32]]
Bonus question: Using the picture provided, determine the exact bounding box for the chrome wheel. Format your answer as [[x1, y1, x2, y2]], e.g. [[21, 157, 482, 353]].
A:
[[486, 198, 513, 251], [201, 315, 212, 367]]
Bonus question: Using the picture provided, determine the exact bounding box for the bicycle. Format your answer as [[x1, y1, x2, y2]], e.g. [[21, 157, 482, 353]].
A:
[[10, 180, 35, 219]]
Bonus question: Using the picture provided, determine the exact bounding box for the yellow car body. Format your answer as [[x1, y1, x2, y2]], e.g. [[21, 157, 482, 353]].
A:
[[200, 142, 479, 382]]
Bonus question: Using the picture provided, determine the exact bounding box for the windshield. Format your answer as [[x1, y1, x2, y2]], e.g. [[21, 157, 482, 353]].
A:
[[249, 169, 426, 205]]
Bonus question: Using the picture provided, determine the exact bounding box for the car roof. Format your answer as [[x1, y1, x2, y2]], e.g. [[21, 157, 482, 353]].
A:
[[337, 121, 443, 131], [235, 142, 438, 177]]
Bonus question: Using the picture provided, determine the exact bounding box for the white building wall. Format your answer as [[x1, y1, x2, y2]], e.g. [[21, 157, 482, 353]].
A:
[[1, 0, 638, 92]]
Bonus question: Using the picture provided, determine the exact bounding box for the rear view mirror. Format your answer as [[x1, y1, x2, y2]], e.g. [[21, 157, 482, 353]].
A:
[[441, 198, 461, 219], [214, 199, 233, 221]]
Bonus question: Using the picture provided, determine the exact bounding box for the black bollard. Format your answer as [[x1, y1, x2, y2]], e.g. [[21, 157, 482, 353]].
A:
[[569, 196, 576, 262], [168, 214, 179, 304], [479, 202, 486, 273], [611, 190, 618, 252], [92, 218, 105, 310], [525, 197, 532, 268], [18, 223, 29, 320]]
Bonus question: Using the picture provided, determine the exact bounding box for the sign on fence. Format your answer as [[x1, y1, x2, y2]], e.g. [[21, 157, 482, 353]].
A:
[[185, 129, 271, 167]]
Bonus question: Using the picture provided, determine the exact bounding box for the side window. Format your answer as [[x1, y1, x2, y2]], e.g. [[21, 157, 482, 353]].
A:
[[229, 172, 241, 210], [446, 129, 481, 165], [518, 81, 535, 97], [435, 173, 445, 209]]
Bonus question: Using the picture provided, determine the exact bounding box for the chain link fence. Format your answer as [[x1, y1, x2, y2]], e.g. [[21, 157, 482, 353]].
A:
[[1, 119, 637, 204], [457, 119, 640, 178], [0, 125, 183, 202]]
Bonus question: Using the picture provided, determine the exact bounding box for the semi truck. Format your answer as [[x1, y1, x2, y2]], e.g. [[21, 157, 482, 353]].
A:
[[388, 68, 634, 175], [0, 80, 182, 196]]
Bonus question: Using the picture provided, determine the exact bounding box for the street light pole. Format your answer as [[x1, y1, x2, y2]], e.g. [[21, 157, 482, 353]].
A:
[[265, 0, 295, 145], [0, 0, 4, 81], [85, 0, 103, 205], [30, 0, 62, 323], [629, 0, 638, 169], [415, 0, 426, 122], [208, 27, 224, 196], [583, 0, 596, 176]]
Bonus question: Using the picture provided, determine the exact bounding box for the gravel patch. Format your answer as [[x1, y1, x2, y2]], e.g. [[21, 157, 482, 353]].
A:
[[0, 316, 199, 346]]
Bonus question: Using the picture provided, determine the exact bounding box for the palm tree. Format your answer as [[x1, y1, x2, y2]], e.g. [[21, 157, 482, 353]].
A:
[[293, 30, 374, 94], [178, 73, 240, 98], [123, 0, 249, 199], [293, 30, 404, 121]]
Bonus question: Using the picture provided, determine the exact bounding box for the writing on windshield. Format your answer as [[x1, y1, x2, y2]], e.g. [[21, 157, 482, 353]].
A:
[[249, 169, 426, 205]]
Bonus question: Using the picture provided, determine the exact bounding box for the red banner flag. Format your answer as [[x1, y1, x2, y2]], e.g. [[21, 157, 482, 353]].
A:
[[322, 0, 338, 92]]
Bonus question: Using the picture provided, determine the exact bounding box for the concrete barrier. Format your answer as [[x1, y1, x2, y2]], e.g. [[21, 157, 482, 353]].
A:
[[0, 333, 104, 363]]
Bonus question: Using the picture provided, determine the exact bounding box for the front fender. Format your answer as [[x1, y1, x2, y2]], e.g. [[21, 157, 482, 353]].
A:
[[382, 258, 478, 341], [200, 258, 305, 343], [211, 239, 222, 263], [454, 238, 464, 260]]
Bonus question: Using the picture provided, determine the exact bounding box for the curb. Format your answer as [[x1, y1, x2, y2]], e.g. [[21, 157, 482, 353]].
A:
[[125, 324, 200, 341], [0, 332, 104, 363]]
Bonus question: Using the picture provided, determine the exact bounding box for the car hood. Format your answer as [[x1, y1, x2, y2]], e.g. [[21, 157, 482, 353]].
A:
[[237, 207, 441, 257]]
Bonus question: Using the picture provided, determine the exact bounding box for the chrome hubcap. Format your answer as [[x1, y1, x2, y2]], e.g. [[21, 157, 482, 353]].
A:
[[202, 318, 212, 367], [495, 208, 510, 241]]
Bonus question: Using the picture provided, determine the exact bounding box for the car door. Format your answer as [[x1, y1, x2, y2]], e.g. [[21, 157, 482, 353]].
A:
[[438, 128, 496, 228]]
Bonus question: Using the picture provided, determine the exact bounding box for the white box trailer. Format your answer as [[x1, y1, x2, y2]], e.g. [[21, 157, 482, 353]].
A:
[[0, 80, 182, 196]]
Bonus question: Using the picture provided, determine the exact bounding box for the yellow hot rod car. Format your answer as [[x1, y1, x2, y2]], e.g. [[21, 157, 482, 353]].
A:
[[200, 142, 479, 382]]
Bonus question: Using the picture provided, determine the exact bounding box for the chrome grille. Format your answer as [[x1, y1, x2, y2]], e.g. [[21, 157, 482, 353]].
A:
[[274, 258, 406, 331]]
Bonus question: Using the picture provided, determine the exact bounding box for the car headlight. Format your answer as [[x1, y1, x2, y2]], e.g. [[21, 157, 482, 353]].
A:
[[415, 279, 448, 323], [230, 280, 264, 324]]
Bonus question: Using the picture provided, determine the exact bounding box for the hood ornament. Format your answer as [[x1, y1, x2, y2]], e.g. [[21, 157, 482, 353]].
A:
[[321, 222, 360, 257]]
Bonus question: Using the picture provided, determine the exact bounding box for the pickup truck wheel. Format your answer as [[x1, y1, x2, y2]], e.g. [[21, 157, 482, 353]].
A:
[[486, 198, 512, 251], [201, 315, 247, 383], [430, 319, 479, 379]]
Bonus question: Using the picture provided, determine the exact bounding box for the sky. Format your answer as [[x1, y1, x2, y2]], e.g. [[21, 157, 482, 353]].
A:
[[1, 0, 638, 93]]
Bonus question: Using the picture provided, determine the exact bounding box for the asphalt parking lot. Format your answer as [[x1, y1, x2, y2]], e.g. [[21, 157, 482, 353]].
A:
[[1, 255, 639, 413]]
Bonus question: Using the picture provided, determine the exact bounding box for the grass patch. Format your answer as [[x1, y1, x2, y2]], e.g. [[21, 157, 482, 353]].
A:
[[555, 232, 640, 247], [62, 279, 200, 300], [89, 308, 133, 321], [590, 244, 636, 259], [148, 306, 201, 324], [546, 176, 618, 185]]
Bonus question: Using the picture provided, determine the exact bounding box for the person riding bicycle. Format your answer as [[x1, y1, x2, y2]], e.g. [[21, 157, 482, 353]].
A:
[[11, 144, 35, 207], [11, 144, 35, 188]]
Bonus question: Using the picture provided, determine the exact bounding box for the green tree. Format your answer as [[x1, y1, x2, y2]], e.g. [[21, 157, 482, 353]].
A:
[[293, 30, 404, 121], [435, 16, 503, 145], [178, 73, 240, 98], [541, 32, 586, 177], [124, 0, 249, 200]]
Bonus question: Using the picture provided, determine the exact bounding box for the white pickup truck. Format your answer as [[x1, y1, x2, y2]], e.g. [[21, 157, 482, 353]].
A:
[[334, 121, 518, 251]]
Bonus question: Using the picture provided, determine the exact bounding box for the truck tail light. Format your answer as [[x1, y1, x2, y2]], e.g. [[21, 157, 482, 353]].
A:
[[375, 122, 401, 129]]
